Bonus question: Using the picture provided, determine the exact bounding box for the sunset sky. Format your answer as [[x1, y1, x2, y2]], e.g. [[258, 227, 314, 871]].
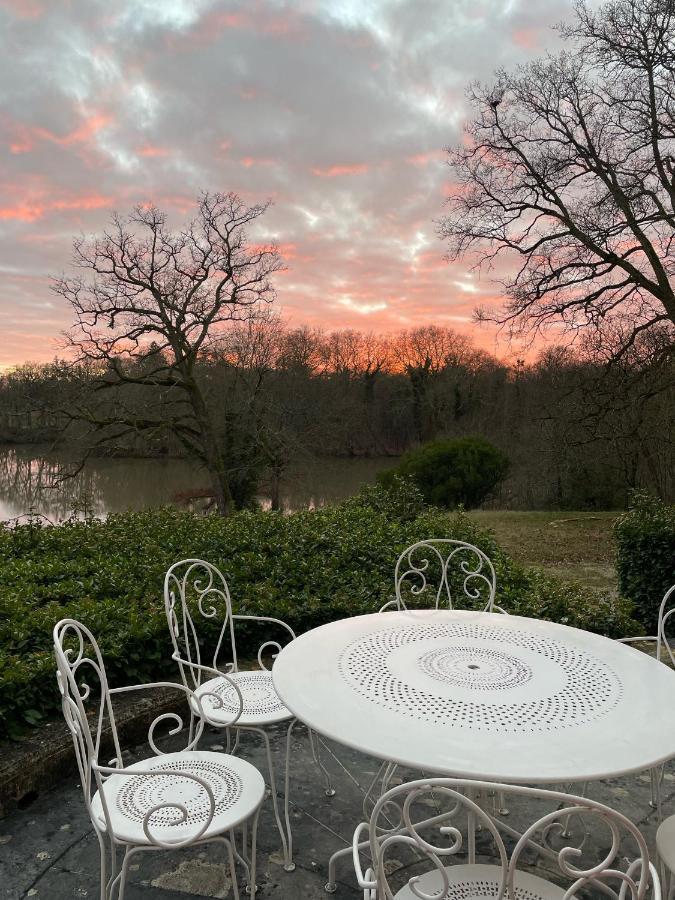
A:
[[0, 0, 572, 369]]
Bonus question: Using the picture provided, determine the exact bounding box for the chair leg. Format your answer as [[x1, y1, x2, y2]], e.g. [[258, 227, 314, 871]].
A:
[[230, 826, 251, 876], [308, 728, 336, 797], [226, 836, 240, 900], [112, 847, 133, 900], [97, 834, 119, 900], [250, 726, 294, 871], [98, 840, 108, 900], [248, 807, 261, 897]]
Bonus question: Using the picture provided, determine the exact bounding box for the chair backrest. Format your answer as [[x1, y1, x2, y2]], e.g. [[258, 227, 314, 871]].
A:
[[657, 583, 675, 666], [618, 583, 675, 666], [53, 618, 123, 816], [360, 777, 655, 900], [164, 558, 238, 688], [392, 539, 496, 612]]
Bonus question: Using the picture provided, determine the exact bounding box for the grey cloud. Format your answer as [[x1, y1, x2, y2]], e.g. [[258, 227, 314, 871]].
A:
[[0, 0, 575, 366]]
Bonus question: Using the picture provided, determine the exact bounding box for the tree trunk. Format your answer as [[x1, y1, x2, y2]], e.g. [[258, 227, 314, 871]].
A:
[[185, 378, 234, 516], [270, 466, 281, 511], [409, 370, 427, 443]]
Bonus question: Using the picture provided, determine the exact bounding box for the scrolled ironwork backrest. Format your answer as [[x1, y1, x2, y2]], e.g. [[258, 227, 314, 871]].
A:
[[657, 583, 675, 667], [365, 778, 653, 900], [164, 558, 237, 689], [394, 539, 496, 612], [53, 618, 122, 806]]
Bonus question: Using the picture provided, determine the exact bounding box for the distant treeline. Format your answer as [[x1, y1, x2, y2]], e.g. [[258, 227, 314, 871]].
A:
[[0, 323, 673, 510]]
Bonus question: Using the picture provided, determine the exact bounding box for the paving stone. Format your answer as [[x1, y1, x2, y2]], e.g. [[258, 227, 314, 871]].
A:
[[2, 720, 673, 899]]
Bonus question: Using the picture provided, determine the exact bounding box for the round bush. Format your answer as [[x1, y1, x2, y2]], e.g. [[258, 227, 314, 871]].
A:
[[379, 436, 509, 509], [615, 491, 675, 630]]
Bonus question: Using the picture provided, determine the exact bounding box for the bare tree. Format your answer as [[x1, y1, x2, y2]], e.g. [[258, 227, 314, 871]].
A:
[[395, 326, 476, 441], [52, 192, 283, 515], [439, 0, 675, 358]]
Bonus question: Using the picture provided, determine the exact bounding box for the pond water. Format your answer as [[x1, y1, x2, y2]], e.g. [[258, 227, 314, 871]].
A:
[[0, 445, 396, 521]]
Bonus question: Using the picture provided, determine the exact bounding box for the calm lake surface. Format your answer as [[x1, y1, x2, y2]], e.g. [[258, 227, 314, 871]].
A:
[[0, 445, 396, 521]]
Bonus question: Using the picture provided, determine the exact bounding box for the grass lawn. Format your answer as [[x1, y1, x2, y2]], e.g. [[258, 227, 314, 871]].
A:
[[469, 510, 620, 594]]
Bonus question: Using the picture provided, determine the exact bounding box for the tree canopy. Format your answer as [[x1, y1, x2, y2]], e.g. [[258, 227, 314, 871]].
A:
[[440, 0, 675, 360], [52, 192, 282, 514]]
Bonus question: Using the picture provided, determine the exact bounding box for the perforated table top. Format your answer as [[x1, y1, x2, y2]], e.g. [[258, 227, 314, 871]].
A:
[[272, 609, 675, 783]]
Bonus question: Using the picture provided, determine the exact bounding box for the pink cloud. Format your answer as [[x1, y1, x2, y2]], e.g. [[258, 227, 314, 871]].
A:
[[312, 163, 369, 178], [512, 28, 539, 50], [177, 6, 308, 48], [3, 111, 112, 155], [137, 144, 170, 158], [0, 190, 114, 222], [0, 0, 44, 19], [239, 155, 276, 168], [407, 150, 444, 167]]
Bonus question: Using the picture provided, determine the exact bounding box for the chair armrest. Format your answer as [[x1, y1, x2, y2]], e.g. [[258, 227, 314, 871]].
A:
[[616, 636, 656, 645], [170, 653, 234, 683], [125, 663, 244, 730], [378, 600, 399, 613], [353, 821, 377, 890], [232, 613, 296, 640], [110, 676, 242, 741], [649, 861, 662, 900], [232, 614, 296, 669], [94, 762, 216, 849]]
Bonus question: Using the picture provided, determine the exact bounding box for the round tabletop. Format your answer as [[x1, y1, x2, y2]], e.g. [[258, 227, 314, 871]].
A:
[[272, 609, 675, 783]]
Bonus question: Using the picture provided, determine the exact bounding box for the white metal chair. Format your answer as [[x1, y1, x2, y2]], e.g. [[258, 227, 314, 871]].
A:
[[54, 617, 265, 900], [626, 585, 675, 896], [617, 583, 675, 818], [657, 817, 675, 900], [375, 538, 506, 815], [321, 539, 508, 889], [619, 584, 675, 666], [353, 776, 661, 900], [383, 538, 500, 613], [164, 558, 333, 873]]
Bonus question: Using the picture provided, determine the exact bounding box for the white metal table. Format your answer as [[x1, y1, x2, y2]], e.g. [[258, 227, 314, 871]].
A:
[[273, 609, 675, 784]]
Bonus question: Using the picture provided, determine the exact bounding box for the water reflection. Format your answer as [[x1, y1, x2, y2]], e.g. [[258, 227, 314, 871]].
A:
[[0, 445, 395, 521]]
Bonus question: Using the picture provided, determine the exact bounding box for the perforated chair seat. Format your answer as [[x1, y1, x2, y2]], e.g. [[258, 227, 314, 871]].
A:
[[91, 750, 265, 846], [193, 670, 293, 726], [393, 864, 564, 900]]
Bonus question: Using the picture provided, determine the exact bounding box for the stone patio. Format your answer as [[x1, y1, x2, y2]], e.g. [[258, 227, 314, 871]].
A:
[[1, 719, 672, 900]]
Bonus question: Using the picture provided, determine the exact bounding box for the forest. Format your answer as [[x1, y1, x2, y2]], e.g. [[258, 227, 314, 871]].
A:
[[0, 321, 672, 511]]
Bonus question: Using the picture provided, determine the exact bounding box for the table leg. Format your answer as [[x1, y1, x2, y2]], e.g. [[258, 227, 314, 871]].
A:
[[467, 786, 476, 865]]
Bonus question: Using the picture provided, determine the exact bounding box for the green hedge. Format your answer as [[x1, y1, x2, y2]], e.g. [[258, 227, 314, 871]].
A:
[[0, 482, 636, 738], [615, 492, 675, 630]]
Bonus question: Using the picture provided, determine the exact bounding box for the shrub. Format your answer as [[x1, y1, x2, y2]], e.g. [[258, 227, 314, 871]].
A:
[[344, 475, 427, 521], [0, 493, 635, 738], [379, 436, 509, 509], [614, 491, 675, 630]]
